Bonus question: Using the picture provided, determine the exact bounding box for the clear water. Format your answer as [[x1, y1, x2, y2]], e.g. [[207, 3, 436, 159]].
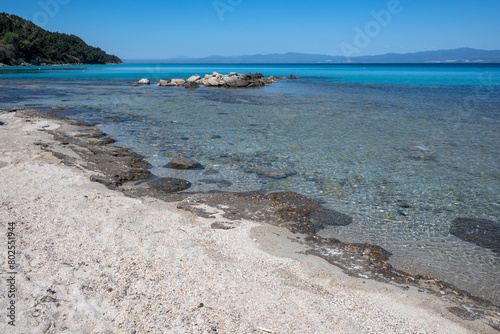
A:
[[1, 64, 499, 303]]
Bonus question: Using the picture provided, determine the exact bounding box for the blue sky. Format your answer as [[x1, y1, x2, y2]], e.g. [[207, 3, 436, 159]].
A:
[[1, 0, 499, 59]]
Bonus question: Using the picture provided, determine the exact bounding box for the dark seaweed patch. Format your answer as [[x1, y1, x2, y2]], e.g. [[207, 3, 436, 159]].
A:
[[450, 218, 500, 253]]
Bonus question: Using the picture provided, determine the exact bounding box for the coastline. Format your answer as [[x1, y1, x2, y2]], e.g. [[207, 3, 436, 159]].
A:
[[0, 62, 123, 67], [1, 108, 498, 332]]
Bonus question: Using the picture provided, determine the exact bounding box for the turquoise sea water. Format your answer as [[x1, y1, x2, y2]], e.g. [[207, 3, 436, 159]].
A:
[[1, 63, 499, 85], [1, 64, 499, 303]]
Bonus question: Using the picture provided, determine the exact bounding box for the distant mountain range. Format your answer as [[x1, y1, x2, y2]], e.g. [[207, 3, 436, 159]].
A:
[[125, 48, 500, 64]]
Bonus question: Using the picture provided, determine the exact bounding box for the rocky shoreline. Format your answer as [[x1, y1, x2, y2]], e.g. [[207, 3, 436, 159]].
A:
[[133, 72, 299, 88], [2, 107, 499, 331]]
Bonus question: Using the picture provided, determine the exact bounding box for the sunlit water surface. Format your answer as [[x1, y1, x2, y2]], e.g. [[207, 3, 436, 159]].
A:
[[1, 64, 499, 303]]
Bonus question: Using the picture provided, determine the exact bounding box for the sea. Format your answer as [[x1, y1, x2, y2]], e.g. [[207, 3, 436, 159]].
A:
[[1, 63, 499, 303]]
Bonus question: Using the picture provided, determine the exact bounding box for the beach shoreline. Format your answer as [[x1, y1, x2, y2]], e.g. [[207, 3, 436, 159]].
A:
[[0, 108, 498, 333]]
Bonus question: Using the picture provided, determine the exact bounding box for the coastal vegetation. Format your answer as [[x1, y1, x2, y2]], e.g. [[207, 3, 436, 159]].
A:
[[0, 12, 122, 65]]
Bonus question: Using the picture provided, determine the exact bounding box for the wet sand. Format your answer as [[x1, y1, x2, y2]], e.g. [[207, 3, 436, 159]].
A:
[[0, 109, 497, 333]]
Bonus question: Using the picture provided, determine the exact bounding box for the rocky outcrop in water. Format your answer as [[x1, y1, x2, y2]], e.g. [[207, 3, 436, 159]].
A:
[[148, 177, 191, 192], [12, 108, 154, 187], [265, 192, 354, 233], [450, 217, 499, 253], [157, 79, 174, 87], [147, 72, 299, 89], [52, 130, 153, 184], [133, 78, 150, 86]]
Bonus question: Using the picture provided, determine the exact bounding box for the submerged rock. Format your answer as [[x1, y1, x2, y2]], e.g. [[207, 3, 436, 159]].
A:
[[255, 168, 296, 179], [397, 200, 411, 208], [408, 145, 438, 162], [308, 209, 353, 230], [265, 191, 353, 233], [148, 177, 191, 193], [450, 217, 500, 253], [166, 157, 202, 169], [199, 179, 232, 188], [72, 129, 107, 139]]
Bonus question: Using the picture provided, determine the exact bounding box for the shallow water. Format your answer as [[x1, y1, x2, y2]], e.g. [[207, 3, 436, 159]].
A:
[[1, 64, 499, 303]]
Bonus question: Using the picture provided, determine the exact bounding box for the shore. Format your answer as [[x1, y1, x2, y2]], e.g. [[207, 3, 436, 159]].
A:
[[0, 62, 123, 67], [0, 109, 497, 333]]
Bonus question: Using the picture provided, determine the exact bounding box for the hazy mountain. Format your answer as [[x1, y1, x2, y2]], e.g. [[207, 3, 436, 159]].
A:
[[352, 48, 500, 63], [125, 48, 500, 64]]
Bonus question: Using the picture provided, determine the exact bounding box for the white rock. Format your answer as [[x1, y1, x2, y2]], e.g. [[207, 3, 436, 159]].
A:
[[170, 79, 186, 86], [207, 77, 222, 86], [187, 75, 201, 82], [137, 78, 150, 85], [157, 79, 171, 86]]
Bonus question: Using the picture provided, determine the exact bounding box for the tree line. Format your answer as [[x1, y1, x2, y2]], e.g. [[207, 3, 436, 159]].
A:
[[0, 12, 122, 65]]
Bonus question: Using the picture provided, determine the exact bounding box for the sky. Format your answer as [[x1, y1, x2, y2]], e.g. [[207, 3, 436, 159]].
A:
[[1, 0, 500, 59]]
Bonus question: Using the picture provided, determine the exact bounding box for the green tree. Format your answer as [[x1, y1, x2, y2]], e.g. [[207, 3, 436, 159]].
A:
[[3, 32, 19, 45]]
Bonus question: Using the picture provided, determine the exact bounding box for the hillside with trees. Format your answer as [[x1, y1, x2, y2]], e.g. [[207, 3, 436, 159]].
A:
[[0, 12, 122, 65]]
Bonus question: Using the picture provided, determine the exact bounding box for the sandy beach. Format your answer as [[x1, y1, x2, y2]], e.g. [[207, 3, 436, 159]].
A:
[[0, 109, 497, 333]]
